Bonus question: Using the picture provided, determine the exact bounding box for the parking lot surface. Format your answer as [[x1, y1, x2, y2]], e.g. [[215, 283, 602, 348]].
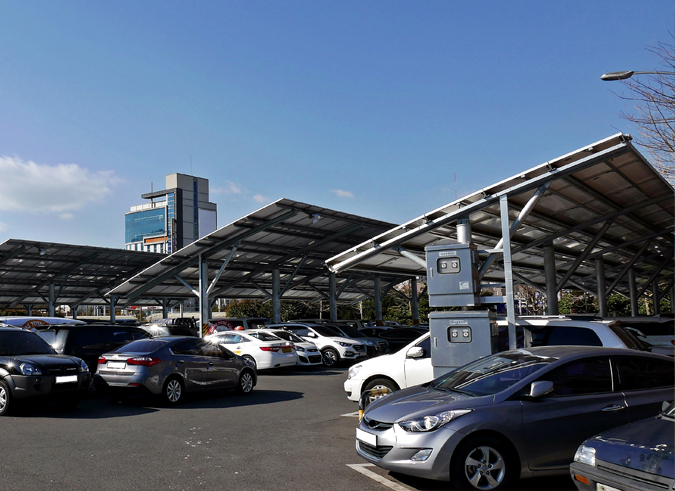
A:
[[1, 366, 575, 491]]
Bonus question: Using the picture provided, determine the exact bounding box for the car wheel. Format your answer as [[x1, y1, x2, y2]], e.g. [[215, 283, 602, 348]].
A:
[[451, 436, 515, 491], [163, 377, 184, 404], [0, 380, 12, 416], [237, 370, 254, 395], [242, 355, 257, 370], [322, 348, 340, 367], [362, 378, 398, 404]]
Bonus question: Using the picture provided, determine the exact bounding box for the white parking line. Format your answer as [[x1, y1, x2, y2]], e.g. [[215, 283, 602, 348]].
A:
[[341, 410, 360, 417], [346, 463, 411, 491]]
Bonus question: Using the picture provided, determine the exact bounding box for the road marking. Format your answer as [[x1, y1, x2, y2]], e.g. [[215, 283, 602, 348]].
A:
[[341, 410, 360, 417], [346, 463, 411, 491]]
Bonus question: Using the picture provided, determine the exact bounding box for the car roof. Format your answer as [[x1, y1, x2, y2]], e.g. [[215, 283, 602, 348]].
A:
[[509, 345, 672, 360]]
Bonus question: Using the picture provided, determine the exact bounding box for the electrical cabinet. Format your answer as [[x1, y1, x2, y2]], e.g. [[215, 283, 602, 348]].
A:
[[425, 240, 480, 306]]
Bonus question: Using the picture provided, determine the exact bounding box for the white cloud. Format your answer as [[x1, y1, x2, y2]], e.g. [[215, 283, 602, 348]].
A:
[[59, 213, 74, 220], [0, 157, 122, 215], [253, 194, 269, 204], [331, 189, 355, 199], [212, 180, 246, 195]]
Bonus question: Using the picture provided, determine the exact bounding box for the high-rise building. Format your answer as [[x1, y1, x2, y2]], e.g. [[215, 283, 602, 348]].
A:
[[125, 173, 217, 254]]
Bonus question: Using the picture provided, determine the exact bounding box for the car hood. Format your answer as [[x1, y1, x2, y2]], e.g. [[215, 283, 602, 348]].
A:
[[364, 384, 490, 424], [586, 416, 674, 479], [10, 354, 80, 371]]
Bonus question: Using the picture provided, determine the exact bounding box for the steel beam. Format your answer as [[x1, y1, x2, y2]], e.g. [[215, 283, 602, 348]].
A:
[[636, 253, 674, 299], [605, 242, 650, 296], [596, 257, 608, 317], [206, 243, 239, 295], [329, 273, 337, 322], [628, 268, 638, 316], [174, 274, 199, 297], [198, 255, 209, 335], [272, 269, 281, 323], [543, 244, 558, 314], [411, 277, 420, 324], [500, 196, 517, 349], [374, 275, 382, 325]]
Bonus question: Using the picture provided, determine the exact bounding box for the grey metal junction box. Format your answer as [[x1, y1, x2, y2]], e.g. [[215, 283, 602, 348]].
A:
[[429, 311, 498, 378], [425, 240, 480, 307]]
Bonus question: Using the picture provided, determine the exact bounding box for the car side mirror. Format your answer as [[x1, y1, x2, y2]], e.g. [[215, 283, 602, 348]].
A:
[[529, 381, 554, 398], [406, 347, 425, 359], [307, 332, 317, 338]]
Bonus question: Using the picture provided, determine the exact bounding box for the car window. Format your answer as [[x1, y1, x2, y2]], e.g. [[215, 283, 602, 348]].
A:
[[608, 324, 645, 350], [288, 327, 311, 337], [171, 339, 202, 355], [313, 325, 340, 337], [115, 339, 168, 353], [71, 328, 137, 350], [539, 357, 613, 396], [415, 336, 431, 359], [202, 342, 227, 358], [533, 326, 603, 347], [0, 330, 56, 355], [131, 329, 150, 341], [217, 334, 243, 344], [248, 332, 281, 342], [615, 356, 674, 391]]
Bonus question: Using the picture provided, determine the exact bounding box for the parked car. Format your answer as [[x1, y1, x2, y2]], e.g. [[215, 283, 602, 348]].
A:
[[265, 329, 323, 366], [376, 327, 429, 353], [0, 327, 91, 415], [0, 316, 85, 330], [571, 401, 674, 491], [345, 318, 654, 403], [206, 317, 269, 332], [97, 337, 256, 403], [141, 318, 199, 337], [34, 324, 151, 374], [323, 323, 389, 357], [356, 346, 674, 489], [268, 322, 366, 367], [604, 316, 674, 356], [205, 329, 298, 370]]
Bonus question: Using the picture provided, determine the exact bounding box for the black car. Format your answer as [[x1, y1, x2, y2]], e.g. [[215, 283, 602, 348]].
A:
[[0, 327, 91, 415], [376, 327, 428, 353], [35, 324, 151, 374], [571, 401, 675, 491]]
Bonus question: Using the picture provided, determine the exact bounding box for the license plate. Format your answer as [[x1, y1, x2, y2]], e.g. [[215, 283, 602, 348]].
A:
[[55, 375, 78, 384], [282, 347, 292, 353], [597, 485, 622, 491], [356, 428, 377, 446], [107, 361, 126, 370]]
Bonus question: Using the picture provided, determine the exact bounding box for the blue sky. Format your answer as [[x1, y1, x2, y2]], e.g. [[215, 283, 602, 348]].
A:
[[0, 1, 672, 248]]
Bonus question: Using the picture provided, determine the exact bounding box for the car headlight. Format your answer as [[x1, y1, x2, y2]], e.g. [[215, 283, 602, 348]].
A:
[[295, 345, 306, 352], [19, 362, 42, 376], [337, 342, 352, 347], [366, 340, 375, 346], [398, 409, 472, 432], [574, 445, 596, 467], [78, 359, 89, 372], [348, 364, 362, 380]]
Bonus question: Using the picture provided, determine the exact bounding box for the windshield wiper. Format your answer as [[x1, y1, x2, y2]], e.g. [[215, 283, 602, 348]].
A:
[[437, 387, 474, 396]]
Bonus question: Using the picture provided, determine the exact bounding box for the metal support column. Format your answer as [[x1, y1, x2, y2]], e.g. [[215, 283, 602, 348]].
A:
[[179, 303, 184, 317], [500, 195, 517, 349], [652, 280, 661, 315], [596, 257, 608, 317], [329, 273, 337, 322], [543, 244, 559, 314], [374, 275, 382, 326], [27, 305, 32, 316], [72, 306, 77, 320], [628, 268, 638, 317], [456, 218, 471, 244], [162, 298, 168, 319], [48, 283, 55, 317], [110, 295, 116, 323], [272, 269, 281, 324], [198, 255, 209, 335], [411, 277, 420, 324], [671, 286, 675, 314]]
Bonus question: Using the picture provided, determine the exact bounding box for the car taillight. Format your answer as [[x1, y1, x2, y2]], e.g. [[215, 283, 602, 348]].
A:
[[98, 356, 107, 364], [259, 346, 280, 352], [126, 357, 161, 367]]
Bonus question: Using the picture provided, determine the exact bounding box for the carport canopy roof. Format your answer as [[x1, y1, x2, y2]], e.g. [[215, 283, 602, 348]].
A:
[[108, 199, 412, 306], [326, 133, 675, 299]]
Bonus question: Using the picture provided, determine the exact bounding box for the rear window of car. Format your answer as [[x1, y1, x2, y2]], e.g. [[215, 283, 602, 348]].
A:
[[608, 324, 644, 350], [529, 326, 602, 347], [248, 332, 281, 342], [71, 328, 139, 350], [0, 330, 56, 356], [114, 339, 168, 353], [617, 321, 674, 336], [615, 356, 674, 391]]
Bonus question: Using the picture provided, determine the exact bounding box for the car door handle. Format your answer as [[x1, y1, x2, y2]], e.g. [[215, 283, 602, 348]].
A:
[[208, 362, 214, 366], [601, 404, 626, 412], [177, 360, 185, 364]]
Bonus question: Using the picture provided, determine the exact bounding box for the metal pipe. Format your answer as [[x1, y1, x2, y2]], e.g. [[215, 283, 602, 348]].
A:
[[543, 244, 558, 314], [652, 280, 661, 315], [397, 248, 427, 269], [596, 257, 608, 317], [500, 195, 517, 349], [49, 283, 55, 317], [628, 268, 638, 316], [272, 269, 281, 323], [329, 273, 337, 322], [374, 275, 382, 326], [198, 255, 209, 335], [411, 277, 420, 324], [110, 295, 116, 323]]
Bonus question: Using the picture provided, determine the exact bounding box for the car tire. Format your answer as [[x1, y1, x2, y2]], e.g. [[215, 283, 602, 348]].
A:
[[362, 378, 399, 404], [450, 436, 516, 491], [321, 348, 340, 367], [242, 355, 257, 370], [163, 376, 184, 404], [0, 380, 13, 416], [236, 370, 254, 395]]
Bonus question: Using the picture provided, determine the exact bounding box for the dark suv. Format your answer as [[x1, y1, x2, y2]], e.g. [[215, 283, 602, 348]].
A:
[[34, 324, 151, 374], [0, 327, 91, 415]]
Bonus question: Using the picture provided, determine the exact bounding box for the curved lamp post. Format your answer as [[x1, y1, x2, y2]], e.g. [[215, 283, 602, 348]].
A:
[[601, 70, 675, 81]]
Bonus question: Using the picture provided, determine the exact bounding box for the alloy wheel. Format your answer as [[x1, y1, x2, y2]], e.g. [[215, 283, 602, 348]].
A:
[[464, 445, 506, 490], [240, 372, 254, 393], [166, 379, 182, 403]]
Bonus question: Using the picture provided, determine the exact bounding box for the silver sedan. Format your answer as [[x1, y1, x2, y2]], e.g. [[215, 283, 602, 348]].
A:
[[97, 336, 256, 403]]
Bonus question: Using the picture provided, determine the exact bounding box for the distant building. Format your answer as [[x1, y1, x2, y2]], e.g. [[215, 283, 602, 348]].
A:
[[125, 173, 217, 254]]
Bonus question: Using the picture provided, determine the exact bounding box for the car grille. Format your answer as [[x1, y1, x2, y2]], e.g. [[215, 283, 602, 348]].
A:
[[354, 345, 365, 352], [308, 355, 322, 363], [363, 416, 394, 430], [358, 441, 393, 460], [597, 464, 670, 489], [47, 366, 78, 375], [299, 356, 308, 364], [307, 348, 319, 353], [378, 341, 387, 347]]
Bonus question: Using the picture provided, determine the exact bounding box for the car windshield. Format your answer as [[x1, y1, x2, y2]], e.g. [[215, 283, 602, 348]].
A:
[[432, 351, 557, 397], [608, 324, 648, 350], [248, 332, 282, 342], [662, 403, 675, 420], [330, 325, 364, 338], [0, 330, 57, 356], [312, 325, 341, 337], [114, 339, 168, 353], [272, 331, 304, 343]]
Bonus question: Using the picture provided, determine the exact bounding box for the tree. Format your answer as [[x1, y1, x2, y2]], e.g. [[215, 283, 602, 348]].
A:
[[613, 36, 675, 183]]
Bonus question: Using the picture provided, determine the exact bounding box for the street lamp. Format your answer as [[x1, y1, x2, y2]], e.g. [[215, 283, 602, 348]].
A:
[[601, 70, 675, 81]]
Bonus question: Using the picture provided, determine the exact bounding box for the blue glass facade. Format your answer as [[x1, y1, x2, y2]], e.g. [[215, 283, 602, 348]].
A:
[[167, 193, 175, 253], [125, 208, 167, 243]]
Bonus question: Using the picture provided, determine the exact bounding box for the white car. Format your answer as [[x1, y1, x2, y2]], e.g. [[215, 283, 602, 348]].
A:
[[206, 329, 297, 370], [265, 329, 323, 366], [345, 317, 650, 402], [268, 323, 367, 367]]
